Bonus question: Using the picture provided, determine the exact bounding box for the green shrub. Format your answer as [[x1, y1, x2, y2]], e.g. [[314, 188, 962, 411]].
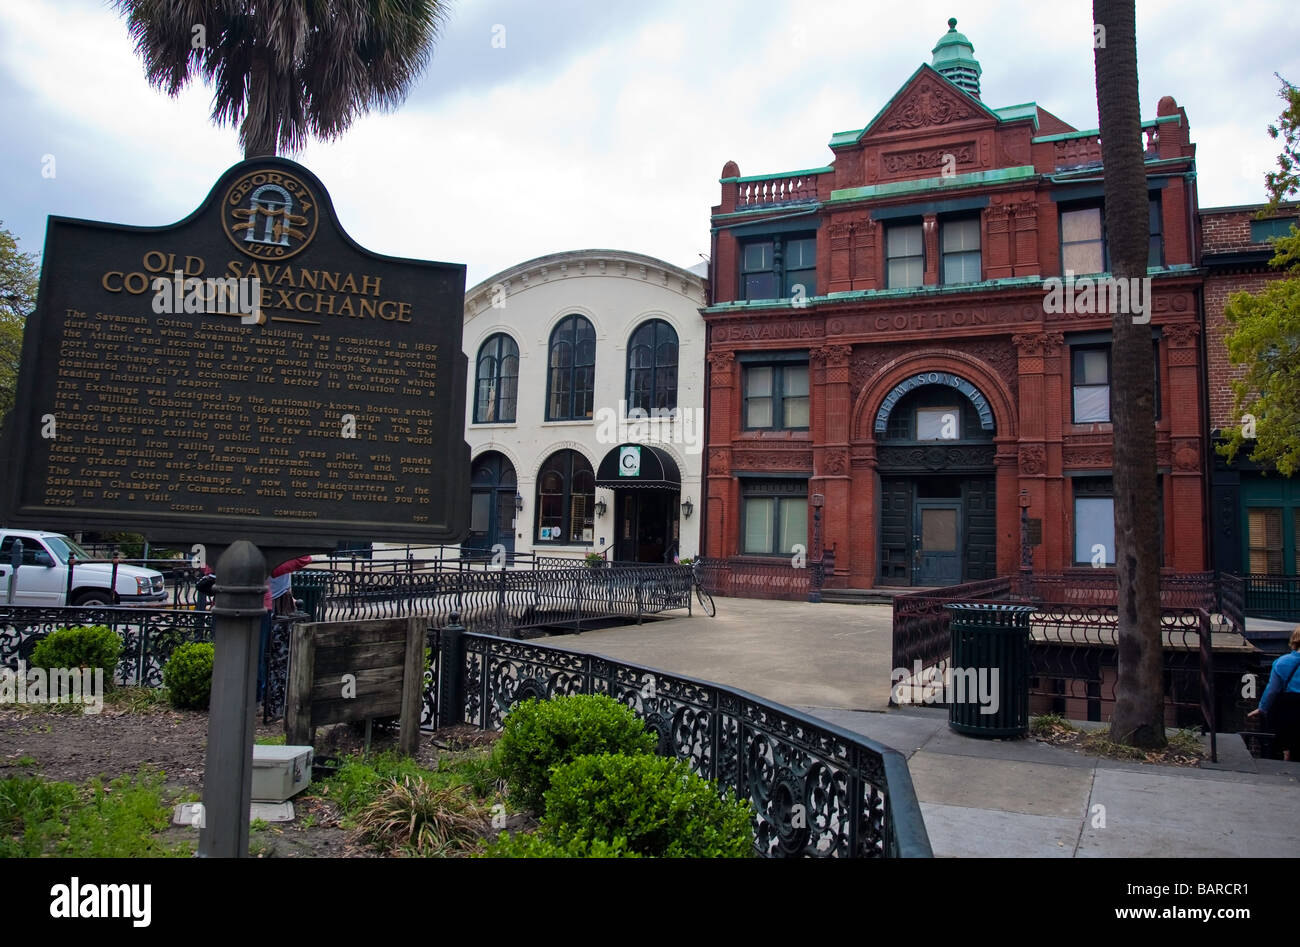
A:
[[29, 625, 121, 680], [484, 830, 643, 858], [493, 694, 656, 812], [540, 753, 754, 858], [162, 642, 215, 710]]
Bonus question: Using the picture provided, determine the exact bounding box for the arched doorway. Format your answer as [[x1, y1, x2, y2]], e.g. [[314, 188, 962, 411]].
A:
[[466, 452, 517, 557], [595, 444, 682, 563], [875, 381, 997, 586]]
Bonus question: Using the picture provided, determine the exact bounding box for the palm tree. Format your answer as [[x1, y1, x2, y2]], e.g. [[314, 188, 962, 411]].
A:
[[114, 0, 450, 158], [1093, 0, 1165, 748]]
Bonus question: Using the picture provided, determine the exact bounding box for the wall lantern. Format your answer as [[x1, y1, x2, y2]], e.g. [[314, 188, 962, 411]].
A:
[[514, 493, 524, 512], [593, 498, 608, 518], [681, 498, 694, 520]]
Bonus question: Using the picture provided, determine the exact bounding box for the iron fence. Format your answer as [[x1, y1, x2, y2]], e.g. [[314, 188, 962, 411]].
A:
[[695, 552, 834, 602], [426, 625, 931, 858], [1219, 572, 1246, 637], [1238, 573, 1300, 622], [1011, 570, 1219, 611], [0, 605, 213, 688], [890, 577, 1012, 678], [293, 562, 694, 636], [890, 576, 1239, 760]]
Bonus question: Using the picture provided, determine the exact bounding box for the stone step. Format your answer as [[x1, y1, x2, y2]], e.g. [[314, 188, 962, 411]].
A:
[[819, 588, 910, 605]]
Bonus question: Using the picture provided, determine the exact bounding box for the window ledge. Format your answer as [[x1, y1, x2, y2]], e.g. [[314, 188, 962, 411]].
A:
[[541, 419, 594, 427], [471, 422, 518, 429]]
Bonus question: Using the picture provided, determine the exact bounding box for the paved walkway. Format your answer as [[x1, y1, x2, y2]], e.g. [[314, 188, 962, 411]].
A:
[[554, 596, 1300, 857]]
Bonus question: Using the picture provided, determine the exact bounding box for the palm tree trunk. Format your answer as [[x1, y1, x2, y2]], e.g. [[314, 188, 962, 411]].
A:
[[242, 42, 277, 158], [1093, 0, 1165, 747]]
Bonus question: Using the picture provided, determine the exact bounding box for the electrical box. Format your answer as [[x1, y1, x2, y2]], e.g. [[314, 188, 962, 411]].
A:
[[252, 745, 313, 803]]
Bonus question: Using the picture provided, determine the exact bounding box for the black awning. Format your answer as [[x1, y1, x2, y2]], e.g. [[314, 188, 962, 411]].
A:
[[595, 444, 681, 490]]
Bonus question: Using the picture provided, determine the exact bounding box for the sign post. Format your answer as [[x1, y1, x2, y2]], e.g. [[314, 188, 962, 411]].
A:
[[197, 541, 266, 858]]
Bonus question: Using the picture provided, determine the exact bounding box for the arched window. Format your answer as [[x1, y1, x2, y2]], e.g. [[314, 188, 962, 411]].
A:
[[474, 334, 519, 423], [535, 450, 595, 545], [546, 315, 596, 420], [626, 319, 678, 415], [466, 451, 517, 556]]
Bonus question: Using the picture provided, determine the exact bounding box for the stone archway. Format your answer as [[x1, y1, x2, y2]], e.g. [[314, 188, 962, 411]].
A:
[[848, 350, 1019, 587]]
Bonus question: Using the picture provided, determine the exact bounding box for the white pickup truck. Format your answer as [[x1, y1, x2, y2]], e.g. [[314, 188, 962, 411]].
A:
[[0, 529, 168, 607]]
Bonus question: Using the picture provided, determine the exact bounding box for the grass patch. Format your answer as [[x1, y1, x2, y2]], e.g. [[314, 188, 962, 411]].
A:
[[15, 757, 38, 767], [1, 699, 85, 717], [1079, 728, 1150, 760], [104, 686, 170, 714], [306, 748, 503, 855], [255, 734, 287, 746], [1029, 713, 1075, 737], [0, 769, 189, 857], [1167, 729, 1207, 758]]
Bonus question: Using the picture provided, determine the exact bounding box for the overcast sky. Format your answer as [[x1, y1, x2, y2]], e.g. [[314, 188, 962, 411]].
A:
[[2, 0, 1296, 288]]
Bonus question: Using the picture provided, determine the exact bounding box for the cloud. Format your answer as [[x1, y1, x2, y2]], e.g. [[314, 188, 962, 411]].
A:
[[1, 0, 1296, 284]]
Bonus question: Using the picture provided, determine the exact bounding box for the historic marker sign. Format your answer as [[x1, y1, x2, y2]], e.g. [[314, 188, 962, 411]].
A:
[[0, 157, 470, 552]]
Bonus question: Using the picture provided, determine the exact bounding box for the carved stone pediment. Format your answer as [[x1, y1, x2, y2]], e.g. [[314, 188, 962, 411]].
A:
[[877, 74, 980, 133]]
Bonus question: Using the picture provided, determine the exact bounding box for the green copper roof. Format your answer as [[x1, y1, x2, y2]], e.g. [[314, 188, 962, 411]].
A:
[[932, 17, 974, 55], [994, 102, 1039, 128], [931, 18, 981, 97], [828, 165, 1037, 203], [1031, 114, 1182, 144]]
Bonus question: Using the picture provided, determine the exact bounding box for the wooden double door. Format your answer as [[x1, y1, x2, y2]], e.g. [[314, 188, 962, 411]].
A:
[[879, 476, 996, 586]]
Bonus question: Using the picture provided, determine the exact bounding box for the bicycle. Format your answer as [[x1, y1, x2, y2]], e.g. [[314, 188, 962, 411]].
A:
[[690, 559, 716, 618]]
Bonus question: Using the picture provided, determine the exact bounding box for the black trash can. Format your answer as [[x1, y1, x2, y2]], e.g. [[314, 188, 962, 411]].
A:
[[291, 570, 330, 622], [944, 603, 1034, 738]]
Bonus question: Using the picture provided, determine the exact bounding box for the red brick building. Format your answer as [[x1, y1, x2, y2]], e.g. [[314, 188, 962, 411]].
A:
[[702, 19, 1208, 588], [1202, 203, 1300, 582]]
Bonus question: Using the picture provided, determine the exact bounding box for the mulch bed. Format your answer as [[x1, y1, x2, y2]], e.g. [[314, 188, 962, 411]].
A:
[[1031, 719, 1205, 767]]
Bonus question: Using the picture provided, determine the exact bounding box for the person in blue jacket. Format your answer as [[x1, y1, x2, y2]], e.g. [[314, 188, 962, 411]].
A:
[[1248, 626, 1300, 762]]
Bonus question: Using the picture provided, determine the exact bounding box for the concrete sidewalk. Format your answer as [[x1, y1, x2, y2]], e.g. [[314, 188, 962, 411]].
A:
[[552, 596, 1300, 857], [802, 706, 1298, 857]]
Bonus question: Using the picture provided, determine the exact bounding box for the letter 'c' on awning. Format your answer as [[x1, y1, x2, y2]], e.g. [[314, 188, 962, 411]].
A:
[[595, 444, 681, 490]]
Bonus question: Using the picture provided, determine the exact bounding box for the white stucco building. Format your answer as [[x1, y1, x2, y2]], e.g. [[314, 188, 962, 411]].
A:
[[457, 250, 708, 563]]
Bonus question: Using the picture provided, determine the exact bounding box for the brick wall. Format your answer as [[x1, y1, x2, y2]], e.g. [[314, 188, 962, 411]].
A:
[[1201, 208, 1299, 428]]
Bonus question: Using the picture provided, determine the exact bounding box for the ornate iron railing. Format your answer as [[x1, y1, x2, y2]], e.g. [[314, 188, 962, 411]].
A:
[[1239, 573, 1300, 622], [891, 577, 1230, 760], [696, 553, 833, 602], [1010, 571, 1218, 610], [0, 604, 296, 720], [1219, 572, 1246, 637], [0, 606, 214, 688], [294, 563, 694, 635], [891, 577, 1012, 677], [426, 626, 930, 858]]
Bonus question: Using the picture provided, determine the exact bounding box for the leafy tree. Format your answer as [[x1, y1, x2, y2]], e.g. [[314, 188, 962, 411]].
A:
[[1263, 74, 1300, 214], [113, 0, 451, 158], [0, 222, 40, 424], [1218, 76, 1300, 475], [1094, 0, 1165, 749]]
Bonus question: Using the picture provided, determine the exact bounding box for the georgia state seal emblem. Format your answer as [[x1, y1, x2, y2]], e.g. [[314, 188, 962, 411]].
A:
[[222, 169, 319, 260]]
